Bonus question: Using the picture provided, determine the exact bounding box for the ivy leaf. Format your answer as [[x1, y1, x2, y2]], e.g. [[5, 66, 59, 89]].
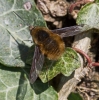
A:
[[0, 64, 58, 100], [0, 1, 58, 99], [0, 0, 46, 67], [77, 2, 99, 29], [68, 93, 83, 100], [39, 48, 80, 83]]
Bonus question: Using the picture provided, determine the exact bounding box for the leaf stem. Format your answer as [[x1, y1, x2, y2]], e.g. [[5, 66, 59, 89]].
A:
[[73, 47, 99, 67]]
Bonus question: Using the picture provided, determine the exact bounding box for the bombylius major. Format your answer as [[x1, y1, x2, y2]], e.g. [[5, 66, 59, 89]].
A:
[[29, 25, 84, 84], [30, 27, 65, 60]]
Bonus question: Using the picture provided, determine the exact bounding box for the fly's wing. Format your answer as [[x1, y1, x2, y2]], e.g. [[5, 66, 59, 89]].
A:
[[29, 46, 44, 84], [52, 25, 84, 37]]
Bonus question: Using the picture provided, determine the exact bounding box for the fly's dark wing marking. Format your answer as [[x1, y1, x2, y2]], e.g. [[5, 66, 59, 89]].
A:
[[52, 25, 84, 37], [29, 46, 44, 84]]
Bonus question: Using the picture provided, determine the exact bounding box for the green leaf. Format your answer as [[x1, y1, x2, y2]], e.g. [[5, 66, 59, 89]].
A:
[[77, 2, 99, 29], [0, 1, 58, 99], [0, 64, 58, 100], [68, 93, 83, 100], [39, 86, 58, 100], [0, 0, 46, 67], [39, 47, 80, 83]]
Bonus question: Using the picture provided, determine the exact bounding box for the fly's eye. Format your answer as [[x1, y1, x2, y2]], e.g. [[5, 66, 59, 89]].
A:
[[37, 30, 49, 42]]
